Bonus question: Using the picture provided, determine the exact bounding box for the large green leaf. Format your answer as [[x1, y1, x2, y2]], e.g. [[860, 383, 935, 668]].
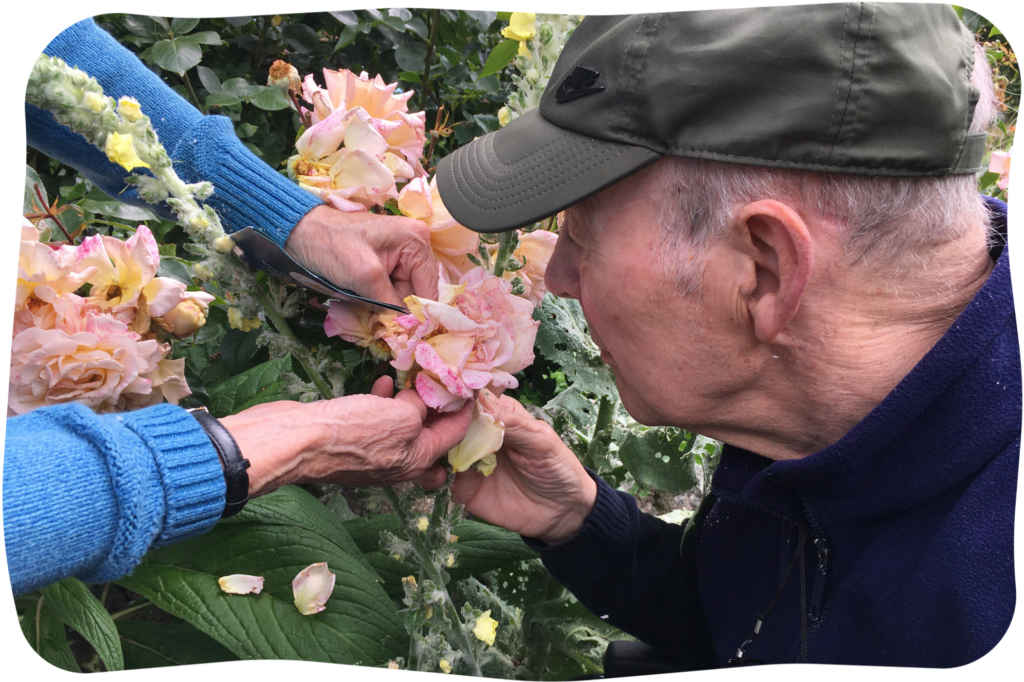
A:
[[118, 621, 238, 668], [142, 38, 202, 75], [250, 87, 291, 111], [281, 23, 320, 53], [534, 295, 618, 399], [41, 578, 123, 671], [207, 355, 292, 417], [118, 487, 407, 665], [170, 18, 200, 35], [480, 39, 520, 78], [220, 328, 262, 375], [344, 515, 537, 595], [20, 599, 78, 672], [617, 427, 698, 494]]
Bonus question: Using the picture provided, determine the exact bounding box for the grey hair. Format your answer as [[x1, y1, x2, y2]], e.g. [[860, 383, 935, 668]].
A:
[[655, 40, 1000, 295]]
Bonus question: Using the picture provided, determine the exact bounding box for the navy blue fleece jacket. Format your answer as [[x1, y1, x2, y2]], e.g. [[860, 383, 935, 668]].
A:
[[532, 198, 1018, 668]]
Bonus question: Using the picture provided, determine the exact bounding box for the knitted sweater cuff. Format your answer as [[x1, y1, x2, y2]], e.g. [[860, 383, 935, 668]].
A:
[[119, 404, 225, 547], [523, 469, 636, 558], [171, 115, 323, 246]]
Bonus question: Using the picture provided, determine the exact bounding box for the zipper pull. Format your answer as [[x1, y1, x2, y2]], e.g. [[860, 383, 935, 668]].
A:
[[808, 537, 829, 622]]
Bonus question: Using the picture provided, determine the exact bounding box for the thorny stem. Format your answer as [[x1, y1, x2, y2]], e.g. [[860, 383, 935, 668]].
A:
[[383, 486, 483, 676], [181, 70, 205, 113], [33, 184, 73, 242], [420, 10, 441, 110], [109, 599, 154, 621], [491, 231, 518, 278], [256, 287, 336, 400]]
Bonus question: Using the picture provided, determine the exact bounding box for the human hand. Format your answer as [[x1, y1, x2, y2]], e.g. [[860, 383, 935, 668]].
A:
[[284, 205, 439, 306], [445, 390, 598, 545], [220, 376, 473, 496]]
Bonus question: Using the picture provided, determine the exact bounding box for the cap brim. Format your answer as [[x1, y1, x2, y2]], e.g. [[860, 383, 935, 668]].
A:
[[436, 109, 661, 233]]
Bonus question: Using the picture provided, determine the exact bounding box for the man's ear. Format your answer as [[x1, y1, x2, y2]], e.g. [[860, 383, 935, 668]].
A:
[[731, 200, 814, 344]]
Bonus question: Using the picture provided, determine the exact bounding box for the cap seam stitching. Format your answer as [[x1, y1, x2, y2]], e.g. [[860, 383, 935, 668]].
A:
[[817, 2, 853, 163], [827, 1, 866, 165], [839, 4, 876, 166], [609, 15, 647, 137], [620, 15, 661, 138]]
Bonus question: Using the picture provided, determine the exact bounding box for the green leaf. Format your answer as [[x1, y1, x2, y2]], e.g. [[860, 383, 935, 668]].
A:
[[251, 87, 291, 111], [496, 12, 513, 22], [398, 71, 422, 84], [207, 355, 292, 417], [224, 16, 252, 28], [196, 65, 222, 92], [123, 15, 156, 38], [170, 18, 200, 35], [282, 23, 320, 53], [618, 427, 698, 494], [383, 14, 408, 32], [334, 24, 360, 52], [118, 621, 238, 668], [153, 257, 192, 285], [80, 189, 158, 221], [24, 164, 45, 215], [329, 10, 359, 26], [205, 92, 244, 108], [141, 38, 203, 76], [220, 328, 262, 375], [151, 17, 172, 33], [220, 77, 264, 98], [117, 487, 407, 665], [405, 17, 430, 40], [179, 31, 223, 47], [344, 516, 537, 595], [480, 39, 520, 78], [395, 41, 429, 73], [388, 8, 413, 21], [41, 578, 123, 671], [534, 294, 618, 398], [20, 599, 79, 672]]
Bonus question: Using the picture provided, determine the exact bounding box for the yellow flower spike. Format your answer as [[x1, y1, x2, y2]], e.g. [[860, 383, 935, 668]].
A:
[[105, 132, 150, 171], [445, 554, 455, 568], [439, 660, 452, 674], [417, 516, 429, 532], [448, 535, 459, 544], [473, 610, 498, 646], [402, 575, 418, 589], [193, 263, 214, 280], [502, 13, 537, 60], [117, 96, 144, 122], [214, 234, 235, 254], [228, 307, 261, 332], [83, 91, 107, 114]]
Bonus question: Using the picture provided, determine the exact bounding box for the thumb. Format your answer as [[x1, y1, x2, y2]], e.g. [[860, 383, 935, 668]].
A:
[[479, 390, 554, 456], [357, 262, 405, 307], [409, 399, 474, 464]]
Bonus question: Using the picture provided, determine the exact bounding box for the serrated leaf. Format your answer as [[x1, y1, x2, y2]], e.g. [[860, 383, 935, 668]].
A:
[[142, 38, 202, 76], [250, 87, 291, 111], [618, 427, 697, 494], [480, 39, 519, 78], [21, 599, 78, 672], [220, 328, 262, 375], [208, 355, 292, 417], [196, 65, 222, 92], [170, 18, 200, 35], [41, 578, 123, 671], [118, 487, 406, 665], [282, 23, 320, 53], [398, 71, 421, 84], [118, 621, 237, 668], [534, 294, 618, 398], [80, 196, 157, 222]]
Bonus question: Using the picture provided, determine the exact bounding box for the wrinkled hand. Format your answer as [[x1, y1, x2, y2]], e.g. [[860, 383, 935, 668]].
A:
[[285, 205, 439, 305], [444, 390, 598, 545], [221, 376, 473, 495]]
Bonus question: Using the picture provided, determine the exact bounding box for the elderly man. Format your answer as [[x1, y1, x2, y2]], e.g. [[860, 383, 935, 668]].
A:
[[432, 5, 1018, 669]]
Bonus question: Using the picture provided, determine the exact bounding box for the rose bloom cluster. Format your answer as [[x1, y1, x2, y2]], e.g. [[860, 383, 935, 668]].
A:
[[10, 220, 213, 415]]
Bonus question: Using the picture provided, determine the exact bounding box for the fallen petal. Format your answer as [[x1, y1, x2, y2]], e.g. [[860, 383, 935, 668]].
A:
[[292, 562, 336, 615], [218, 574, 264, 595]]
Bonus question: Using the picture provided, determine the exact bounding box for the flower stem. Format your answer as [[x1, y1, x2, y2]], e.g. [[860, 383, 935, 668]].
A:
[[181, 70, 205, 114], [491, 231, 517, 278], [255, 287, 336, 400], [383, 486, 483, 676]]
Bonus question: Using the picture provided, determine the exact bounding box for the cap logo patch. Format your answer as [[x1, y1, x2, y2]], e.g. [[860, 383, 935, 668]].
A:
[[555, 65, 605, 102]]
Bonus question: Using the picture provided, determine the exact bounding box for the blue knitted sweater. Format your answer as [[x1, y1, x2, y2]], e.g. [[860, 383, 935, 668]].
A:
[[6, 18, 322, 596]]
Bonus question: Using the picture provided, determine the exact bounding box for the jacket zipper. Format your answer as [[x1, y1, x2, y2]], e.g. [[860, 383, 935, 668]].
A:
[[798, 494, 830, 624]]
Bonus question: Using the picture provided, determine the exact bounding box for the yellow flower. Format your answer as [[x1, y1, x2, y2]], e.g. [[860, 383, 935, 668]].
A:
[[475, 453, 497, 477], [271, 15, 283, 27], [498, 107, 512, 127], [439, 660, 452, 674], [228, 307, 261, 332], [445, 553, 455, 568], [214, 234, 235, 254], [105, 132, 150, 171], [402, 575, 417, 589], [117, 96, 144, 122], [83, 91, 107, 114], [473, 610, 498, 646], [417, 516, 429, 532], [502, 13, 537, 59], [387, 660, 400, 670], [448, 534, 459, 544], [193, 263, 214, 280]]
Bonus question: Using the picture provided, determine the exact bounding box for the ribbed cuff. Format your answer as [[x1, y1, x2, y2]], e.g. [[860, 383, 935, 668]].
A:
[[120, 404, 226, 548], [523, 469, 638, 558], [172, 115, 323, 246]]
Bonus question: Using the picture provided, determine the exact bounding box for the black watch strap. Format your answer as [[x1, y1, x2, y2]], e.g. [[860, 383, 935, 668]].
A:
[[189, 408, 250, 518]]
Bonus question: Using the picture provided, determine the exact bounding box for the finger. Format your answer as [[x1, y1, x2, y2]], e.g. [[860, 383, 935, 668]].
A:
[[395, 388, 429, 422], [479, 390, 558, 457], [371, 376, 394, 398], [409, 399, 474, 463], [406, 245, 440, 301], [360, 261, 405, 307], [451, 467, 486, 506], [414, 464, 448, 490]]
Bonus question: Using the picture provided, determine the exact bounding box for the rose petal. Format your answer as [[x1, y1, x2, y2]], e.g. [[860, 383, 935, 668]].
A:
[[292, 562, 336, 615], [219, 574, 264, 595]]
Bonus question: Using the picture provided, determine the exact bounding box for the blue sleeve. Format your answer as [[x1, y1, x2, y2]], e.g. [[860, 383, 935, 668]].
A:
[[26, 18, 322, 246], [525, 471, 716, 664], [3, 403, 225, 596]]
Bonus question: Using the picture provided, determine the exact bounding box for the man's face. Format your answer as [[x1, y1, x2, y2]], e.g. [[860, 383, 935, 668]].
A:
[[544, 165, 761, 431]]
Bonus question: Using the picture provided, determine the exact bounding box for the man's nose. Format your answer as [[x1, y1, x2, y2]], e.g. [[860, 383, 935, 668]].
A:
[[544, 233, 582, 301]]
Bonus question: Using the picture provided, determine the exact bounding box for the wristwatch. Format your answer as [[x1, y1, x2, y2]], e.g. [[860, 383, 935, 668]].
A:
[[188, 407, 250, 518]]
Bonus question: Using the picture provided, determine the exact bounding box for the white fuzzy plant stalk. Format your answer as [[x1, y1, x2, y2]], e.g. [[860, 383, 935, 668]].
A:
[[501, 14, 581, 122], [25, 54, 261, 319]]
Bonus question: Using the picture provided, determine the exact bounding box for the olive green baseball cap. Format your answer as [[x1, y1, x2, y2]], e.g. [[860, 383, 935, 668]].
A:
[[437, 3, 987, 233]]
